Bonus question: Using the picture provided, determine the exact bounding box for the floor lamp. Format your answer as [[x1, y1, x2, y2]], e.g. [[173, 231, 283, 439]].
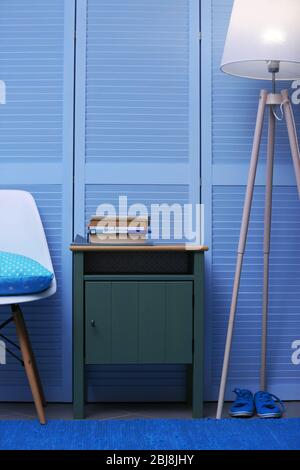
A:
[[216, 0, 300, 419]]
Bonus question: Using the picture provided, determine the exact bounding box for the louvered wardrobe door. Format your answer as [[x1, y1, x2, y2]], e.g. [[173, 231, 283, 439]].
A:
[[0, 0, 74, 401], [74, 0, 200, 401], [202, 0, 300, 400]]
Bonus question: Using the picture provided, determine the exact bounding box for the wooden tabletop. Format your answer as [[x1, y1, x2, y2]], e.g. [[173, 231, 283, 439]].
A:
[[70, 235, 208, 253], [70, 244, 208, 252]]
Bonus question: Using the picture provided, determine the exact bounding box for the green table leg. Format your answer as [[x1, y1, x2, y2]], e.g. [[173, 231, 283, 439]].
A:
[[73, 252, 85, 419], [186, 363, 193, 407], [192, 252, 205, 418]]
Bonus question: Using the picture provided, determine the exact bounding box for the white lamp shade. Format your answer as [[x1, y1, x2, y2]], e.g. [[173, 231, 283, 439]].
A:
[[221, 0, 300, 80]]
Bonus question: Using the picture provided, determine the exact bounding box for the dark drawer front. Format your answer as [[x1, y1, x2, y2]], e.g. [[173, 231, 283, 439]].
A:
[[85, 281, 193, 365], [84, 251, 193, 274]]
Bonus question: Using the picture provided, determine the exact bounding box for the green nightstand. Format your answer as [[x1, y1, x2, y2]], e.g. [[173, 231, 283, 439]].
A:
[[70, 236, 208, 419]]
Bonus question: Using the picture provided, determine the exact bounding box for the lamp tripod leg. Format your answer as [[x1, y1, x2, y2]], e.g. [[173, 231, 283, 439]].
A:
[[261, 107, 275, 392], [216, 90, 268, 419], [281, 90, 300, 198]]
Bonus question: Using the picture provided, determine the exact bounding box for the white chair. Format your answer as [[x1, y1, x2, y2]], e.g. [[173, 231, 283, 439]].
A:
[[0, 190, 56, 424]]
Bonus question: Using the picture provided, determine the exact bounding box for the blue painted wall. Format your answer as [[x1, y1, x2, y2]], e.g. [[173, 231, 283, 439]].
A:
[[202, 0, 300, 400]]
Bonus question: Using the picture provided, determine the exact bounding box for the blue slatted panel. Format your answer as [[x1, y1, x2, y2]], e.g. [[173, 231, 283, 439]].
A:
[[0, 0, 64, 162], [206, 0, 300, 400], [75, 0, 200, 233], [211, 186, 300, 398], [212, 0, 300, 165], [87, 365, 187, 402], [77, 0, 200, 401], [86, 0, 190, 164], [0, 1, 73, 401]]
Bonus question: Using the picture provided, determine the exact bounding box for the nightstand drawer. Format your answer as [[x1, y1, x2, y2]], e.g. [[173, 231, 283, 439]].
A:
[[85, 281, 193, 365]]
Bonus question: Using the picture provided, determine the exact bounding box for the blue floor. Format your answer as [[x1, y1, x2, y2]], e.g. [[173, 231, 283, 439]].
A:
[[0, 419, 299, 450]]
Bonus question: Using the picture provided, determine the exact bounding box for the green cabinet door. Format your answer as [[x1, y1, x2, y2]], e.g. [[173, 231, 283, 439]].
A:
[[85, 281, 112, 364], [165, 282, 193, 363], [111, 282, 139, 363], [85, 281, 193, 364], [85, 281, 139, 364], [139, 282, 193, 363], [139, 282, 166, 363]]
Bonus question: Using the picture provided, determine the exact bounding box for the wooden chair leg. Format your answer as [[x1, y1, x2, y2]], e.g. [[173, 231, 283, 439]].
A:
[[11, 304, 46, 424], [28, 342, 46, 408]]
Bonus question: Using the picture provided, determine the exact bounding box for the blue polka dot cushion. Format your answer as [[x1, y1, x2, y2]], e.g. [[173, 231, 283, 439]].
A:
[[0, 251, 54, 296]]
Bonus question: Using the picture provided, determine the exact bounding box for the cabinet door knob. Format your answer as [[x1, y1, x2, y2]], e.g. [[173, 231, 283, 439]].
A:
[[91, 320, 95, 328]]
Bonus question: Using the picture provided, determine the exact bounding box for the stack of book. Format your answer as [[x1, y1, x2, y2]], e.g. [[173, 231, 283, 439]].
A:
[[87, 216, 150, 244]]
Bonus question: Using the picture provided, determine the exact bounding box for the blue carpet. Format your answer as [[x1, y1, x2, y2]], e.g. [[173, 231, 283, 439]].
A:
[[0, 419, 299, 450]]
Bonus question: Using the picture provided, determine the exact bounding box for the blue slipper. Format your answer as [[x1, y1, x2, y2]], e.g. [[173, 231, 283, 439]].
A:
[[254, 391, 285, 418], [229, 388, 255, 417]]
